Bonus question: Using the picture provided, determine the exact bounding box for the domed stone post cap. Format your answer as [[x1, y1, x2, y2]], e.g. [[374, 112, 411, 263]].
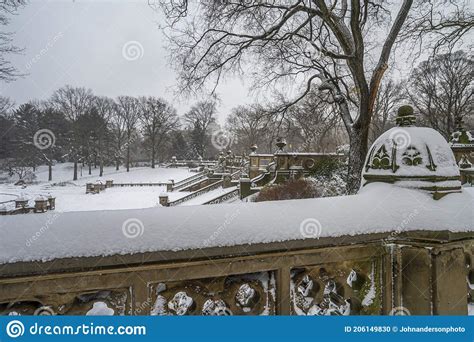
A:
[[395, 105, 416, 127]]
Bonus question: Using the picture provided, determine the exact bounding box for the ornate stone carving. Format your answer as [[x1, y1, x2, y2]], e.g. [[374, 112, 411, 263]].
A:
[[402, 145, 423, 166], [0, 289, 130, 316], [290, 260, 381, 315], [371, 145, 391, 170], [148, 271, 275, 316]]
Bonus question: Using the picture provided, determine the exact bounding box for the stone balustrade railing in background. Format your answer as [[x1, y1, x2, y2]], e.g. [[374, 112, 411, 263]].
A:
[[0, 231, 472, 315]]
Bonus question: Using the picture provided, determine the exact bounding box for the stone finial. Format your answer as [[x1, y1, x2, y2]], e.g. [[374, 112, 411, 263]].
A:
[[395, 105, 416, 127], [250, 144, 258, 154], [159, 194, 169, 207], [275, 137, 287, 152]]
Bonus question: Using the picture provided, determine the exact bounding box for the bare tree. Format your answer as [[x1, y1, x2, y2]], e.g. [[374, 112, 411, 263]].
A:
[[226, 104, 269, 152], [369, 78, 404, 143], [289, 90, 341, 152], [139, 96, 180, 168], [94, 96, 115, 176], [50, 85, 94, 180], [0, 96, 14, 114], [408, 50, 473, 139], [159, 0, 471, 193], [116, 96, 140, 172], [110, 101, 127, 171], [184, 100, 216, 157], [0, 0, 26, 82]]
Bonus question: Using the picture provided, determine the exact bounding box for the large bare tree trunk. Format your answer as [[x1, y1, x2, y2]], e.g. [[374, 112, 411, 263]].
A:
[[126, 145, 130, 172], [347, 126, 369, 194], [48, 163, 52, 181], [73, 161, 78, 181]]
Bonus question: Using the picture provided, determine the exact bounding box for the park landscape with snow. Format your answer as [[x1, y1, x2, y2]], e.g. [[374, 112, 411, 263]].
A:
[[0, 0, 473, 320], [0, 163, 200, 212]]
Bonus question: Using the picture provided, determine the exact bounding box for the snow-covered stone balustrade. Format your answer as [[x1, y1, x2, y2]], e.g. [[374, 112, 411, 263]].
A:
[[0, 107, 472, 316], [0, 184, 472, 316]]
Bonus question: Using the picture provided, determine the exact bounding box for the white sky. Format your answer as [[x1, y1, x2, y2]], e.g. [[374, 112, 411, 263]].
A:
[[1, 1, 471, 122], [0, 0, 250, 122]]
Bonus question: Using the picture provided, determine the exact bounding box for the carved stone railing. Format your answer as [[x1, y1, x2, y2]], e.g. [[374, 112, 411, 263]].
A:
[[172, 172, 207, 191], [1, 231, 472, 316], [168, 180, 224, 206], [203, 188, 240, 205], [112, 182, 168, 187]]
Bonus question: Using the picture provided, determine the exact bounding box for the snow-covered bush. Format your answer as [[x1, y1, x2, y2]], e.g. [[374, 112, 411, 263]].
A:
[[308, 157, 347, 197], [255, 178, 321, 202]]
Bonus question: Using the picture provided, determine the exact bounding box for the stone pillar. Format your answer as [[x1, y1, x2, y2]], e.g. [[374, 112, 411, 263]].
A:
[[432, 247, 467, 315], [166, 179, 174, 192], [106, 180, 114, 188], [15, 198, 28, 209], [34, 196, 48, 213], [240, 178, 251, 199], [86, 183, 93, 194], [222, 173, 232, 188], [47, 195, 56, 210], [159, 194, 169, 207], [400, 246, 432, 315]]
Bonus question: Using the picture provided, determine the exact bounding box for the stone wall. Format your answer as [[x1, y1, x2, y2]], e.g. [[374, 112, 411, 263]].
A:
[[0, 231, 472, 316]]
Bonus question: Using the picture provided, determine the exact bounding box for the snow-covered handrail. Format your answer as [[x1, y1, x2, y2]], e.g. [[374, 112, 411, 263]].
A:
[[168, 180, 224, 206]]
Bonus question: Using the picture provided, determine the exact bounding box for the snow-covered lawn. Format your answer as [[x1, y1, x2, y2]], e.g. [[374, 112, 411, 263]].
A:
[[0, 163, 194, 212]]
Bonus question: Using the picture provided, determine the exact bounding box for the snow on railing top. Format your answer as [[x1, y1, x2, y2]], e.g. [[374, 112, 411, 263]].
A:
[[0, 183, 472, 265]]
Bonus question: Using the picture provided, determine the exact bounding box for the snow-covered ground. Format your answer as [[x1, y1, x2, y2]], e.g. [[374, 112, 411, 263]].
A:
[[0, 163, 194, 212]]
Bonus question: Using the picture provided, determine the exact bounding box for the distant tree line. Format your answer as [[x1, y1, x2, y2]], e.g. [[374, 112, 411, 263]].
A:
[[0, 51, 472, 182], [0, 86, 225, 181]]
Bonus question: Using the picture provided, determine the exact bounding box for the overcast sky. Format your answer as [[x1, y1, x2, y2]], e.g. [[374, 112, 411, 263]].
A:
[[0, 0, 249, 122]]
